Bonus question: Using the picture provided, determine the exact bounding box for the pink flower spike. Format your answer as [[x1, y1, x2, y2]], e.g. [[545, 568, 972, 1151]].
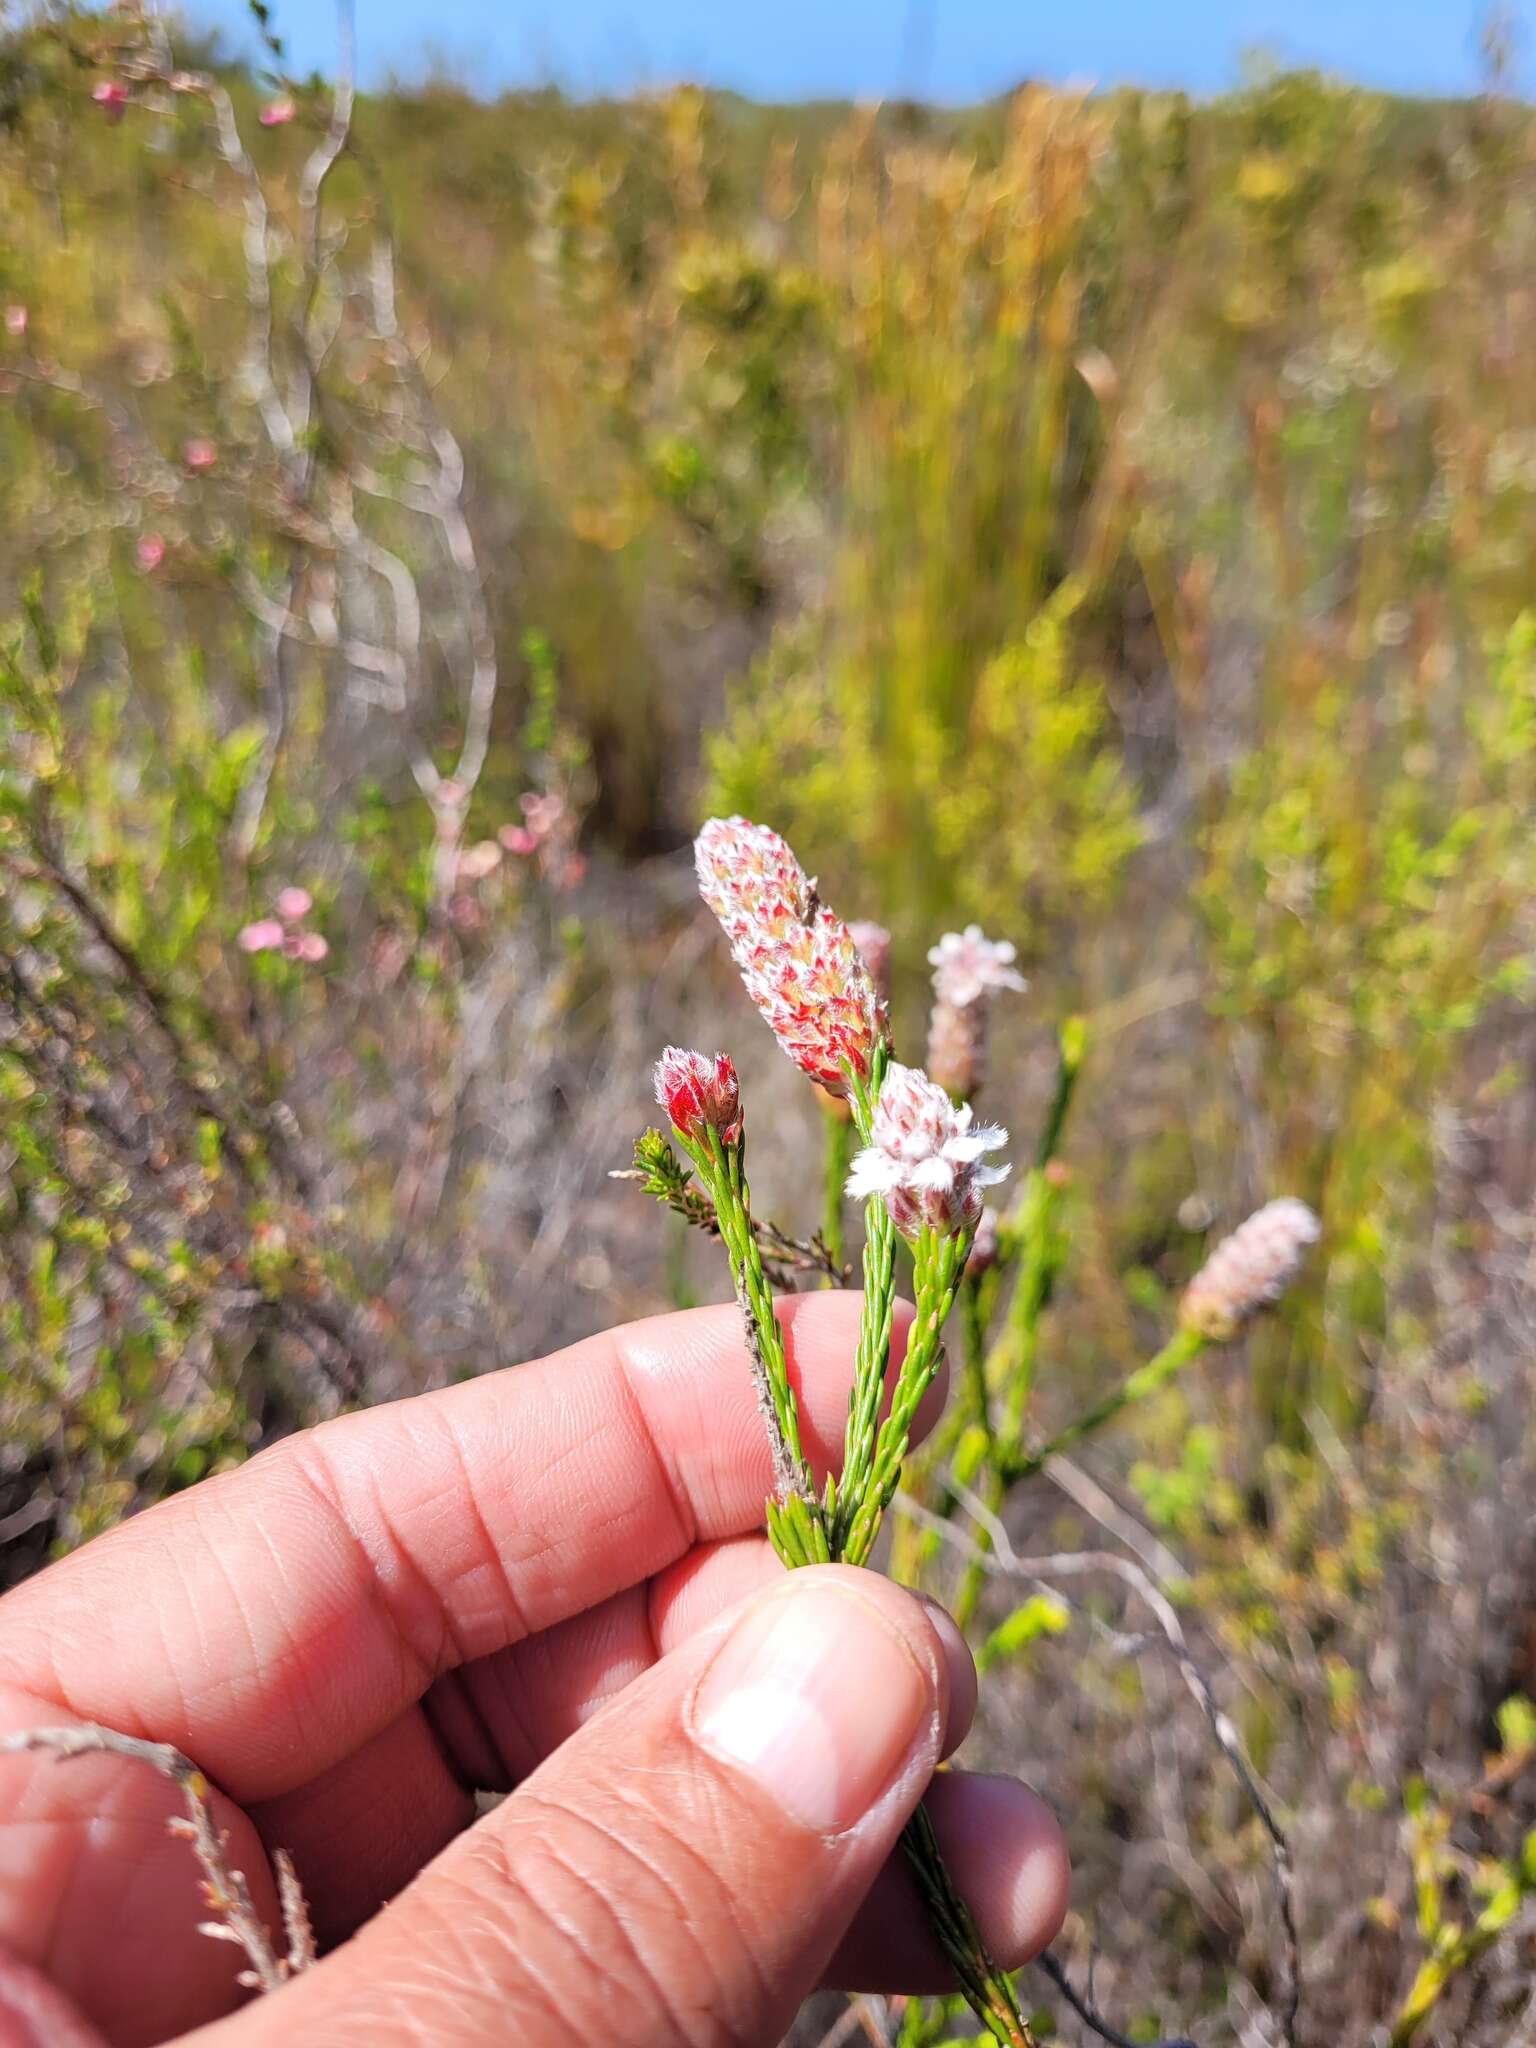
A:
[[259, 98, 296, 127], [4, 306, 26, 339], [1181, 1198, 1320, 1340], [237, 918, 284, 954], [846, 1061, 1009, 1239], [283, 930, 329, 963], [183, 437, 217, 472], [654, 1048, 742, 1146], [694, 816, 885, 1094], [927, 925, 1027, 1009], [275, 886, 313, 922], [135, 533, 166, 574]]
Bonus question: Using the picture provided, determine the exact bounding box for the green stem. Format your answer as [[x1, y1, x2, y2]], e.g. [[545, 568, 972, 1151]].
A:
[[1002, 1323, 1208, 1485], [821, 1108, 855, 1270], [833, 1043, 898, 1547]]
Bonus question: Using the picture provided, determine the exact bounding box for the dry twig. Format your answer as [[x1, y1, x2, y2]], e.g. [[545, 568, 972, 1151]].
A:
[[0, 1725, 312, 1992]]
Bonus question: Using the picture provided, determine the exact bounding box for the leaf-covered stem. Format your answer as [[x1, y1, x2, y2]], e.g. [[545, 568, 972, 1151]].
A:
[[1002, 1323, 1208, 1485]]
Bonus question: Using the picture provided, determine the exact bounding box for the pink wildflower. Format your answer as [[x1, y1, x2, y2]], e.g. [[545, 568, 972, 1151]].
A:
[[135, 533, 166, 574], [926, 923, 1026, 1100], [183, 437, 217, 472], [238, 918, 284, 954], [654, 1048, 742, 1146], [456, 839, 503, 884], [845, 1061, 1009, 1238], [928, 925, 1027, 1008], [4, 306, 26, 339], [694, 816, 884, 1094], [284, 929, 330, 963], [1180, 1198, 1320, 1340], [275, 886, 313, 922], [499, 824, 538, 857], [92, 80, 128, 118], [259, 98, 296, 127]]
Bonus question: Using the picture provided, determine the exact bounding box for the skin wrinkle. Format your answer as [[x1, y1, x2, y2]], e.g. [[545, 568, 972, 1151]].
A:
[[595, 1770, 779, 2034], [499, 1803, 697, 2045], [337, 1405, 526, 1677], [281, 1435, 448, 1702], [587, 1335, 702, 1558]]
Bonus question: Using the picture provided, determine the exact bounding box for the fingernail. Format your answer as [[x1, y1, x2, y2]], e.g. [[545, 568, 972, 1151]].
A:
[[692, 1578, 936, 1834]]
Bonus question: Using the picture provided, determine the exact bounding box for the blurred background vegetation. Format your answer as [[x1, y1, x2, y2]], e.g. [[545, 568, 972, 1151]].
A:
[[5, 6, 1536, 2043]]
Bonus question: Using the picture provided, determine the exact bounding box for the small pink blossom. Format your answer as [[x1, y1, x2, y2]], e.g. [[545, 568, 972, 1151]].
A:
[[846, 1061, 1009, 1239], [135, 533, 166, 573], [288, 930, 329, 963], [183, 437, 217, 472], [654, 1048, 742, 1146], [92, 79, 128, 118], [520, 790, 568, 838], [456, 839, 503, 883], [4, 306, 26, 339], [259, 97, 296, 127], [499, 825, 538, 857], [274, 886, 313, 922], [927, 925, 1027, 1009], [238, 918, 284, 954]]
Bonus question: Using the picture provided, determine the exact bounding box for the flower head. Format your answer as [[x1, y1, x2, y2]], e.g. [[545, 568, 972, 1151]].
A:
[[654, 1047, 742, 1146], [275, 886, 313, 922], [694, 817, 884, 1094], [92, 79, 128, 117], [4, 305, 27, 340], [259, 98, 296, 127], [237, 918, 284, 954], [183, 437, 218, 472], [927, 925, 1027, 1009], [845, 1061, 1009, 1238], [695, 815, 813, 949], [1180, 1198, 1320, 1341], [135, 533, 166, 574]]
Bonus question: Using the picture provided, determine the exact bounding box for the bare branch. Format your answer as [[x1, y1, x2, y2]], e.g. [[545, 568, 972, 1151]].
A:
[[0, 1725, 313, 1992]]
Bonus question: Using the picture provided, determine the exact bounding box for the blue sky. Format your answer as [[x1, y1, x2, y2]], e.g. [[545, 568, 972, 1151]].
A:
[[184, 2, 1516, 103]]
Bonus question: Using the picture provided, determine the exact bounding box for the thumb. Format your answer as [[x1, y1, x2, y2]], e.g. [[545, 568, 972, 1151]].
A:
[[216, 1567, 955, 2048]]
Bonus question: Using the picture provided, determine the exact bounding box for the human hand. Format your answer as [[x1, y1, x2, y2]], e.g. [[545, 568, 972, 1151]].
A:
[[0, 1294, 1067, 2048]]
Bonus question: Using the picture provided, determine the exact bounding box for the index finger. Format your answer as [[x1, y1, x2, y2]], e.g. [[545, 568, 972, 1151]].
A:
[[0, 1293, 921, 1803]]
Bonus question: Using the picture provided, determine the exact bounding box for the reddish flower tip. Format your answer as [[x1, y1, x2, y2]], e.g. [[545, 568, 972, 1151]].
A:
[[259, 98, 296, 127], [654, 1047, 742, 1145]]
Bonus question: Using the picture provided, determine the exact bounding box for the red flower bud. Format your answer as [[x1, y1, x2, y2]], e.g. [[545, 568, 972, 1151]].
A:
[[654, 1047, 742, 1146]]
